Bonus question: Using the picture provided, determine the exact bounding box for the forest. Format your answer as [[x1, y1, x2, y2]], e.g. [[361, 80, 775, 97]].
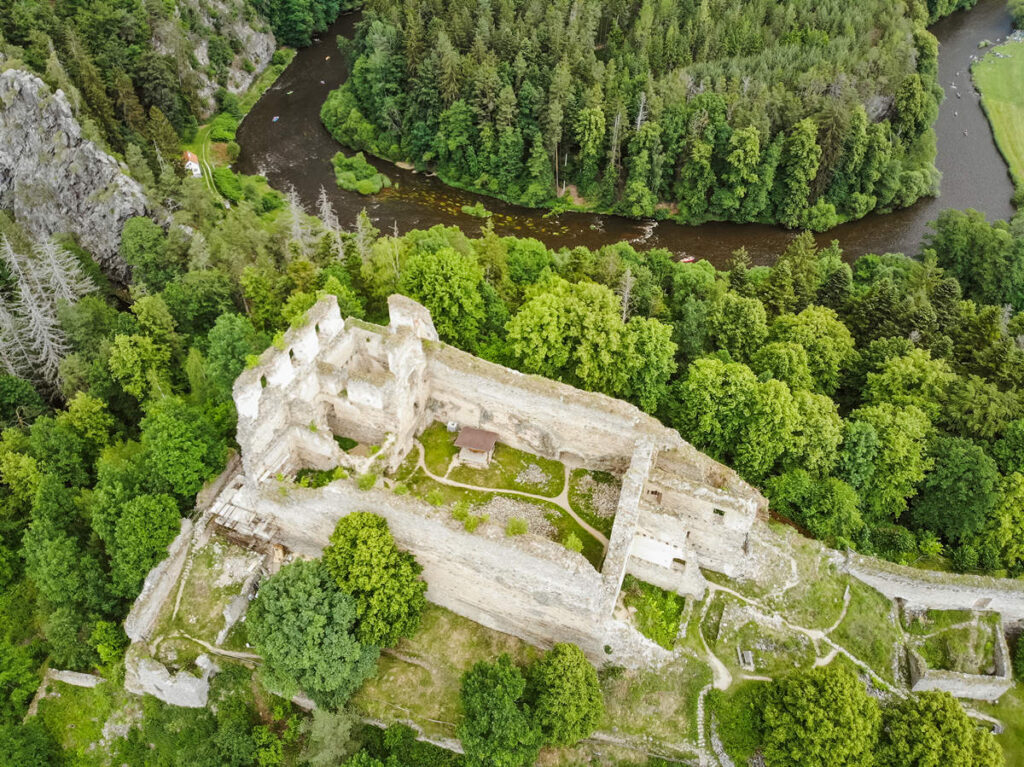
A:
[[322, 0, 977, 229]]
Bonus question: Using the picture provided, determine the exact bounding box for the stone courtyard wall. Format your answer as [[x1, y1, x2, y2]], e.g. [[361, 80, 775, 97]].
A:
[[907, 625, 1013, 701], [212, 479, 663, 664]]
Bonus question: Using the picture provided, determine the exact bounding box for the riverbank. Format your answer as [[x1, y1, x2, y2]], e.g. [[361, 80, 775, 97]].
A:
[[236, 1, 1016, 266], [974, 36, 1024, 200], [184, 48, 297, 198]]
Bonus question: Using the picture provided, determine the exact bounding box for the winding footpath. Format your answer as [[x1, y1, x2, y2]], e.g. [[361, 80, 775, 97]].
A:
[[409, 441, 611, 552]]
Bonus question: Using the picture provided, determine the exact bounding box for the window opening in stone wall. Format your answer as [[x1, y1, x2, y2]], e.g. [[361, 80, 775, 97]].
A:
[[647, 488, 663, 504]]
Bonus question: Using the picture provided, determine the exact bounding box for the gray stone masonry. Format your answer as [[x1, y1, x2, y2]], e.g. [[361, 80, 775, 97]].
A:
[[907, 622, 1013, 701], [223, 295, 768, 664], [843, 551, 1024, 621]]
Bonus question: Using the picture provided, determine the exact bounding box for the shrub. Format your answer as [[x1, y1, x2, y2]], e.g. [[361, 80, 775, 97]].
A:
[[1014, 635, 1024, 681], [464, 514, 487, 532], [392, 483, 409, 496], [331, 151, 391, 195], [1011, 0, 1024, 28], [213, 166, 243, 202], [563, 532, 583, 553], [426, 489, 444, 506], [506, 518, 528, 536], [208, 112, 238, 142], [357, 473, 377, 491], [461, 202, 492, 218], [951, 544, 979, 573], [451, 500, 470, 521]]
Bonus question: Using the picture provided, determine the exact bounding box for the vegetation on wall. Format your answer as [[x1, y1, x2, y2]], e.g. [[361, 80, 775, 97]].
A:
[[321, 0, 960, 229]]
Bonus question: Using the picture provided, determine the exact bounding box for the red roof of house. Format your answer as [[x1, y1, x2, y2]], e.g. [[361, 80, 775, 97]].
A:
[[454, 427, 499, 452], [183, 151, 199, 163]]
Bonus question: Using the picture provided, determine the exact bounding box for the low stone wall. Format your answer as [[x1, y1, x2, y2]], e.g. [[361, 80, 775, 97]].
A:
[[843, 552, 1024, 621], [907, 624, 1013, 701], [124, 518, 195, 643]]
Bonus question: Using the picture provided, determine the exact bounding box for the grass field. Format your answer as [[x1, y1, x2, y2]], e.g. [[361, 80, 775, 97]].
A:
[[974, 41, 1024, 193]]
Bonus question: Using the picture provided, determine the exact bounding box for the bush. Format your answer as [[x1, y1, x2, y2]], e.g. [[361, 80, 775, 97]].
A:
[[330, 151, 391, 195], [563, 532, 583, 553], [461, 202, 492, 218], [506, 518, 527, 536], [213, 167, 243, 202], [464, 514, 487, 532], [426, 489, 445, 506], [1011, 0, 1024, 28], [357, 473, 377, 491], [226, 141, 240, 162], [1014, 635, 1024, 681], [208, 112, 238, 142]]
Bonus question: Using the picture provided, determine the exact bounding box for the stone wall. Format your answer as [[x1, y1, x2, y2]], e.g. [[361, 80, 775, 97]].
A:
[[212, 478, 666, 664], [843, 552, 1024, 621], [0, 70, 147, 281], [907, 625, 1013, 701], [124, 518, 196, 643], [228, 295, 767, 663]]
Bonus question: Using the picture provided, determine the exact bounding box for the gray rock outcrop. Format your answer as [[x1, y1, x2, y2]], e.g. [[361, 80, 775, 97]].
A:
[[152, 0, 276, 117], [124, 645, 219, 708], [0, 69, 147, 281]]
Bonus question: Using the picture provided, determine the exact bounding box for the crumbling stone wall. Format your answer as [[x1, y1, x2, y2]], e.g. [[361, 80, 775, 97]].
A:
[[907, 624, 1013, 701], [227, 295, 768, 662], [843, 552, 1024, 621]]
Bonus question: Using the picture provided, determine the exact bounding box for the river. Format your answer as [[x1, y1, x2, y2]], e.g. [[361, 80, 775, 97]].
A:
[[235, 0, 1016, 267]]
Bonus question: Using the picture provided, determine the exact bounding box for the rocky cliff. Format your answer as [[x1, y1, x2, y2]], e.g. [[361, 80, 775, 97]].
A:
[[153, 0, 276, 117], [0, 69, 147, 281]]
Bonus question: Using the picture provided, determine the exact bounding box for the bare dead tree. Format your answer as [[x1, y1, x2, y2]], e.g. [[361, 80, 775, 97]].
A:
[[285, 185, 310, 258], [33, 238, 96, 303]]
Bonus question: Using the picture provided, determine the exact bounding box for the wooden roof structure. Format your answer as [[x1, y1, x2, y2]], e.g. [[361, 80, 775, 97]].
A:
[[454, 427, 499, 453]]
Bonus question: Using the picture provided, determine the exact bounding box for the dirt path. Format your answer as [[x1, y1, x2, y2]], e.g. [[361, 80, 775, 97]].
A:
[[413, 442, 611, 551]]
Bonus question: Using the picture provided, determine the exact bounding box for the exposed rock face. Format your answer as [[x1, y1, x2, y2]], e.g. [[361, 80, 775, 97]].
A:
[[153, 0, 276, 117], [0, 70, 147, 281], [124, 645, 218, 708]]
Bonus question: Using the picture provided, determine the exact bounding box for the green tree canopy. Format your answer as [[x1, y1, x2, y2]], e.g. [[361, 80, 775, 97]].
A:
[[527, 643, 603, 746], [877, 691, 1005, 767], [111, 493, 180, 597], [911, 436, 1000, 543], [458, 654, 544, 767], [247, 558, 379, 708], [323, 512, 427, 647], [761, 664, 880, 767], [400, 247, 486, 349]]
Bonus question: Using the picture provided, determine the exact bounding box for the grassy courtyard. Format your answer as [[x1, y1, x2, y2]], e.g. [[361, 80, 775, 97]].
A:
[[974, 41, 1024, 193]]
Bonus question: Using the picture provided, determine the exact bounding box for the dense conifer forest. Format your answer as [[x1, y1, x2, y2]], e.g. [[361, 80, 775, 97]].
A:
[[322, 0, 977, 228]]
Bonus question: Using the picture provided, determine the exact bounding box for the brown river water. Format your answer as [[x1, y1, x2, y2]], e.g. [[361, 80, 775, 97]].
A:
[[235, 0, 1016, 267]]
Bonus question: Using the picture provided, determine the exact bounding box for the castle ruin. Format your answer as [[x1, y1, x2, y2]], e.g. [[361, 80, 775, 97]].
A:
[[213, 295, 768, 662]]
